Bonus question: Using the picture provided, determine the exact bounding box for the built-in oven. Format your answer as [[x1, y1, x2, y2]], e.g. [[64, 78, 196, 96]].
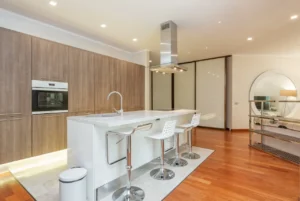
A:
[[32, 80, 68, 114]]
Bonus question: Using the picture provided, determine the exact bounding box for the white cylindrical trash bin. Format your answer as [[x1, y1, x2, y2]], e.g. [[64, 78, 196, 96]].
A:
[[59, 168, 87, 201]]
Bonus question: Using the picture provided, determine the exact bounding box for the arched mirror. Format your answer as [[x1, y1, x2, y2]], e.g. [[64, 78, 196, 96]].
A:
[[249, 71, 298, 117]]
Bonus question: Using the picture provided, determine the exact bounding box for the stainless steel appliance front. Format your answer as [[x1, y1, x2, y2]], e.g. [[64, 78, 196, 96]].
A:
[[32, 80, 68, 114]]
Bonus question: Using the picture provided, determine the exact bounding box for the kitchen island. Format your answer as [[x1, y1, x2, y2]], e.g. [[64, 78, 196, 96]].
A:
[[67, 110, 196, 201]]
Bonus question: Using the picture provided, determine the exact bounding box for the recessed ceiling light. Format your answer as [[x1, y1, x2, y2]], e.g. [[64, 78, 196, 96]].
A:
[[188, 52, 191, 54], [247, 37, 253, 41], [149, 60, 152, 63], [218, 21, 222, 24], [49, 1, 57, 6], [162, 72, 166, 75], [180, 69, 183, 72], [132, 38, 138, 42], [205, 47, 208, 50], [100, 24, 107, 28], [155, 71, 159, 73], [291, 15, 298, 20]]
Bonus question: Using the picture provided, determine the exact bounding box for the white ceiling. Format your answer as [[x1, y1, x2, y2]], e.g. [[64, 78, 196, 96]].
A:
[[2, 0, 300, 64]]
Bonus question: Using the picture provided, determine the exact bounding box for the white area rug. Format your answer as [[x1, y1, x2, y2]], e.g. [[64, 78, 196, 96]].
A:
[[100, 147, 213, 201], [13, 147, 213, 201]]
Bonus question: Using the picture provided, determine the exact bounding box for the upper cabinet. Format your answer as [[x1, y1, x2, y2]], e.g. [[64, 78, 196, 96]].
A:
[[32, 37, 68, 82], [68, 47, 95, 113], [0, 28, 31, 116], [94, 54, 114, 113]]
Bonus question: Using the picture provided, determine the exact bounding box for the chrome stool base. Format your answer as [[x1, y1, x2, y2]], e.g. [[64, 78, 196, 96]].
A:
[[150, 168, 175, 180], [167, 157, 188, 167], [112, 186, 145, 201], [182, 152, 200, 160]]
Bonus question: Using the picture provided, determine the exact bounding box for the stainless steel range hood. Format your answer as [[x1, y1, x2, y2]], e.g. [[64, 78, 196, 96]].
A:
[[150, 21, 187, 73]]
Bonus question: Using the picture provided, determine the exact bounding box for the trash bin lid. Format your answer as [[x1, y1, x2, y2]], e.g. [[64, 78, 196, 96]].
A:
[[59, 168, 87, 182]]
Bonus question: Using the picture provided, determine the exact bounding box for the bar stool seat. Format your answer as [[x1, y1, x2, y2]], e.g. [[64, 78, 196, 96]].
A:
[[147, 120, 177, 180], [107, 123, 152, 201]]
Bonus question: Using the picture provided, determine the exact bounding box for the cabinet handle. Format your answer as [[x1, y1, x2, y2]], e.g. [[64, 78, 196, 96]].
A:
[[42, 114, 61, 118]]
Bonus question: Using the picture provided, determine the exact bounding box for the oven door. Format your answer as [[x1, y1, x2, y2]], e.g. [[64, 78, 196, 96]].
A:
[[32, 89, 68, 114]]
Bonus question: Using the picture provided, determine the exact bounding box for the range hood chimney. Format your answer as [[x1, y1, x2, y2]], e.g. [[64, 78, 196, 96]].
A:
[[150, 21, 187, 73]]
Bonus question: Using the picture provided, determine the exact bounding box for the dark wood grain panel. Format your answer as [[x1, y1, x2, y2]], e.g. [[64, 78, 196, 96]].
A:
[[0, 116, 31, 164], [68, 48, 94, 113], [32, 37, 68, 82], [0, 28, 31, 116], [32, 113, 67, 156]]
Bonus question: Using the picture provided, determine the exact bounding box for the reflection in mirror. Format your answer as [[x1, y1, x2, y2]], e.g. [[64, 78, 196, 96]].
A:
[[250, 71, 297, 117]]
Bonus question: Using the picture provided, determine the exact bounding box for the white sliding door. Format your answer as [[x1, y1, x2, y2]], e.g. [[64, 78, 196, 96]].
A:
[[174, 63, 195, 109], [196, 58, 225, 128], [152, 73, 172, 110]]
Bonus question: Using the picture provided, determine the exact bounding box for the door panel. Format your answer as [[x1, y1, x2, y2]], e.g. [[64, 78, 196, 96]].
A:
[[32, 37, 68, 82], [32, 113, 67, 156], [68, 48, 94, 113], [94, 55, 114, 113], [0, 116, 31, 164], [196, 58, 225, 128], [174, 63, 195, 109], [0, 28, 31, 116]]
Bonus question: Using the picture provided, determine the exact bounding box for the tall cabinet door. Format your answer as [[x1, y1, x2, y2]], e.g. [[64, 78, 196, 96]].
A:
[[174, 63, 195, 109], [32, 37, 69, 82], [0, 28, 31, 116], [68, 48, 94, 113], [0, 116, 31, 164], [94, 55, 114, 113], [32, 113, 67, 156], [196, 58, 225, 129]]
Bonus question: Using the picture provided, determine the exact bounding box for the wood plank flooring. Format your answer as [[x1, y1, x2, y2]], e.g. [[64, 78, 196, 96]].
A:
[[0, 172, 34, 201], [0, 128, 298, 201], [164, 128, 299, 201]]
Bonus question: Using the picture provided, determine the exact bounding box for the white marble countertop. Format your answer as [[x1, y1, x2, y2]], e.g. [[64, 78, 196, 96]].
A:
[[68, 110, 196, 127]]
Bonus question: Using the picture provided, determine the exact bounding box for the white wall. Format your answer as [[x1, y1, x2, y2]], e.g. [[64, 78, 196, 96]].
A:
[[231, 55, 300, 129]]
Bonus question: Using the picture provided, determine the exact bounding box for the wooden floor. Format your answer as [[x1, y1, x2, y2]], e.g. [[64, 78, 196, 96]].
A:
[[165, 128, 299, 201], [0, 128, 299, 201], [0, 172, 34, 201]]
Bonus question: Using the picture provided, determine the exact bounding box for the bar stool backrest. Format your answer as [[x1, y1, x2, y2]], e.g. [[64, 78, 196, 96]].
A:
[[191, 113, 201, 127], [161, 120, 177, 139]]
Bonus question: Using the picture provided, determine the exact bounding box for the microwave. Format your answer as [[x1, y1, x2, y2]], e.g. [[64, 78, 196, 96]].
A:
[[32, 80, 68, 114]]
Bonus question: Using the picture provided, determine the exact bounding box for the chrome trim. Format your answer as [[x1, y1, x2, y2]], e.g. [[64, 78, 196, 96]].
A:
[[106, 123, 153, 165], [97, 143, 185, 200], [32, 87, 68, 92], [32, 110, 68, 115]]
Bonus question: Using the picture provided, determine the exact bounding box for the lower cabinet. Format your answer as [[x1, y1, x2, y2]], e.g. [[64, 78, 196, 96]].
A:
[[32, 113, 68, 156], [0, 116, 31, 164]]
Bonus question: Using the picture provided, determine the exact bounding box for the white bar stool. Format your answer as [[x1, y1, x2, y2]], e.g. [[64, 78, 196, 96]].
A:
[[146, 120, 177, 180], [181, 113, 201, 160], [107, 123, 152, 201], [167, 127, 188, 167]]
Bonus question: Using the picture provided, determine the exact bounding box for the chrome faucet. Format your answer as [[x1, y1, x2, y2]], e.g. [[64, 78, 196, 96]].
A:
[[107, 91, 123, 115]]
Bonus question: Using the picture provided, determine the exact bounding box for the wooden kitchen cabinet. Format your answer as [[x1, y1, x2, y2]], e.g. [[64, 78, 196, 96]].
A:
[[94, 54, 114, 113], [32, 37, 68, 82], [32, 113, 67, 156], [68, 48, 95, 113], [0, 116, 32, 164], [0, 28, 31, 116]]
